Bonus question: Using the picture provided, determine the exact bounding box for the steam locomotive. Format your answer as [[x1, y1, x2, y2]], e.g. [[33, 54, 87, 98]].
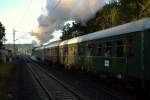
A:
[[32, 18, 150, 89]]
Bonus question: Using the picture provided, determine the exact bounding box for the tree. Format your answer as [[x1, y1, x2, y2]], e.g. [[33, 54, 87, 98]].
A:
[[61, 23, 72, 40], [61, 0, 150, 40], [139, 0, 150, 18], [0, 22, 5, 48]]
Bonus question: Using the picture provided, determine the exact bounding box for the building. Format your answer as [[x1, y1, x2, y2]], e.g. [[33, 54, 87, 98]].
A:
[[4, 44, 32, 55]]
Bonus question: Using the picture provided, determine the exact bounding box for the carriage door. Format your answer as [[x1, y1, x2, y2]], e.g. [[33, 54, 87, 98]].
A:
[[126, 36, 137, 78], [111, 39, 127, 78]]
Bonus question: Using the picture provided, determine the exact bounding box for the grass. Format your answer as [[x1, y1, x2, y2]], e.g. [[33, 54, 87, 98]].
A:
[[0, 63, 14, 100]]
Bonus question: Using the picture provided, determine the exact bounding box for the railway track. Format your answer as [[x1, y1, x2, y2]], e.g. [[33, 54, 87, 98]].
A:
[[21, 56, 138, 100], [31, 58, 138, 100], [23, 56, 88, 100]]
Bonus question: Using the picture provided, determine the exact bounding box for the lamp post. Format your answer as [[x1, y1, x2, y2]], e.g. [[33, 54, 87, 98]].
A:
[[13, 29, 16, 54], [14, 31, 33, 55]]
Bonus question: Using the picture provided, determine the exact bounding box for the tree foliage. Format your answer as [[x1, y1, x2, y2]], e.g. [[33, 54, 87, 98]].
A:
[[139, 0, 150, 18], [61, 0, 150, 40], [0, 22, 5, 48]]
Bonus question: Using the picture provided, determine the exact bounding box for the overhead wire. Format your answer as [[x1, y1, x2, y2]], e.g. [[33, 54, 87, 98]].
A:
[[15, 32, 31, 41], [15, 0, 32, 41], [42, 0, 62, 42], [18, 0, 32, 30], [15, 0, 62, 42], [50, 0, 62, 16]]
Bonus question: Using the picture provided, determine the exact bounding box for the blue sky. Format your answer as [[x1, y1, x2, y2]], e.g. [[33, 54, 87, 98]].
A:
[[0, 0, 27, 13], [0, 0, 109, 44], [0, 0, 46, 44]]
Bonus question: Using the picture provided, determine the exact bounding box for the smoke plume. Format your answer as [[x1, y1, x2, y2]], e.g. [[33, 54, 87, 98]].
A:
[[33, 0, 105, 45]]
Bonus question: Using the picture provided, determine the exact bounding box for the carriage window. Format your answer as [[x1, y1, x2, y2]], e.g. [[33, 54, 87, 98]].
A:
[[69, 46, 73, 55], [91, 47, 96, 56], [116, 40, 124, 57], [52, 48, 54, 56], [97, 44, 102, 56], [87, 42, 96, 56], [79, 46, 84, 55], [104, 42, 112, 57], [50, 49, 51, 55], [71, 47, 75, 55], [64, 46, 68, 55], [60, 47, 63, 55], [127, 38, 134, 57]]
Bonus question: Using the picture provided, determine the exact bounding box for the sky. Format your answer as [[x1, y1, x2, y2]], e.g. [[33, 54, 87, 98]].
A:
[[0, 0, 110, 45], [0, 0, 46, 44]]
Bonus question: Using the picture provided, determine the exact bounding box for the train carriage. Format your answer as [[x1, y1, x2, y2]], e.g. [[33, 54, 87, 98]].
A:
[[59, 18, 150, 88], [32, 41, 60, 64], [44, 41, 60, 64], [33, 18, 150, 89], [33, 46, 45, 61]]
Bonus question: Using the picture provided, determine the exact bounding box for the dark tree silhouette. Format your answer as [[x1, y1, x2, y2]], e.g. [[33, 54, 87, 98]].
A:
[[61, 0, 150, 40], [0, 22, 5, 48]]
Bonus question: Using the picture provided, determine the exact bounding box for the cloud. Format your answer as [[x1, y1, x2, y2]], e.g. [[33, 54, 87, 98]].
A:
[[0, 0, 46, 44], [33, 0, 105, 44]]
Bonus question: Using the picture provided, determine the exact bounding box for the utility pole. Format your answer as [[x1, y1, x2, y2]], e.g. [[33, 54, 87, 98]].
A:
[[13, 29, 15, 54]]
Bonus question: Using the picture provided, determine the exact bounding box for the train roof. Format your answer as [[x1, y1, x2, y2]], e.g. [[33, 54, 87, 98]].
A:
[[44, 40, 60, 49], [34, 46, 44, 50], [34, 41, 60, 50], [60, 18, 150, 46]]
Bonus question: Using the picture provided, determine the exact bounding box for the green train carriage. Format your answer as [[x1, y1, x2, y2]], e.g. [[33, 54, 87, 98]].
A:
[[32, 46, 45, 61], [44, 41, 60, 64], [59, 18, 150, 88]]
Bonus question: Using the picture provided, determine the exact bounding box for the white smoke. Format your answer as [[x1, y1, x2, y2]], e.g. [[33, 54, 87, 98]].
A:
[[33, 0, 105, 44]]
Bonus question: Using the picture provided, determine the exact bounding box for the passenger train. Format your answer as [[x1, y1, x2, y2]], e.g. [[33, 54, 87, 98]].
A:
[[32, 18, 150, 89]]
